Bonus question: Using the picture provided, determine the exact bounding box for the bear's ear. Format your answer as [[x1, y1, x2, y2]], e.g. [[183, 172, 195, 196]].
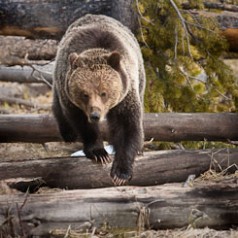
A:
[[107, 51, 121, 70], [69, 52, 84, 69], [69, 52, 79, 65]]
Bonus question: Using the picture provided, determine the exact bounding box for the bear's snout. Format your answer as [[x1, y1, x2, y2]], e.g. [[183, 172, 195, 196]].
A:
[[89, 107, 101, 123]]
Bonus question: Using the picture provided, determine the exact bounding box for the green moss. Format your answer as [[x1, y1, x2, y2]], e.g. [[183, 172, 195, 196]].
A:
[[137, 0, 238, 113]]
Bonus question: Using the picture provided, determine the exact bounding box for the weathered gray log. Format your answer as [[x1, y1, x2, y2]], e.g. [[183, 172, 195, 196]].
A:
[[182, 2, 238, 12], [0, 96, 50, 110], [0, 0, 137, 39], [0, 36, 57, 64], [0, 65, 53, 84], [1, 149, 237, 189], [0, 181, 237, 236], [0, 113, 238, 143]]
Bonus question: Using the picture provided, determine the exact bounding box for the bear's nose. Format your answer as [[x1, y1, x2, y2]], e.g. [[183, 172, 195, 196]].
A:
[[90, 111, 100, 122]]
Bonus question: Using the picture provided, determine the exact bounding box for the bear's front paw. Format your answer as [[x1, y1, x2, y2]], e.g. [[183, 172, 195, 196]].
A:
[[110, 161, 132, 186], [84, 146, 112, 164]]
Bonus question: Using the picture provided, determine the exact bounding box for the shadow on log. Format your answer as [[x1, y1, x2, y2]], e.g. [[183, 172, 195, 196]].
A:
[[0, 113, 238, 143], [1, 149, 237, 189]]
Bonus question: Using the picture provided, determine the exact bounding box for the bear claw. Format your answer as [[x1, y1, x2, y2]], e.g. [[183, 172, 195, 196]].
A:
[[110, 163, 132, 186], [112, 176, 128, 186], [85, 147, 112, 164]]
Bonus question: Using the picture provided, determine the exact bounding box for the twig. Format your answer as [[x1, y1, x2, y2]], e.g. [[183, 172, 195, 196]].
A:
[[227, 139, 238, 146], [174, 25, 178, 60], [135, 0, 154, 25], [178, 66, 206, 84], [135, 0, 150, 48], [30, 65, 53, 88], [64, 225, 71, 238], [169, 0, 192, 57], [215, 89, 232, 101]]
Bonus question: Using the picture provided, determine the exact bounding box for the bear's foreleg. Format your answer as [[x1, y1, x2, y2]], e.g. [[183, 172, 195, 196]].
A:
[[52, 91, 78, 142], [81, 122, 111, 164], [65, 108, 111, 164], [108, 102, 143, 185]]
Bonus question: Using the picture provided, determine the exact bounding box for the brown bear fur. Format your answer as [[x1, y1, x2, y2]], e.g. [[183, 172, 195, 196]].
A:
[[52, 14, 146, 185]]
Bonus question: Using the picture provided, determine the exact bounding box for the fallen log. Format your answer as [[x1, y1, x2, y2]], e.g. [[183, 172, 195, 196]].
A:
[[0, 0, 137, 39], [0, 96, 50, 110], [0, 65, 53, 85], [0, 113, 238, 143], [0, 36, 57, 64], [0, 181, 237, 236], [182, 2, 238, 12], [0, 149, 237, 189]]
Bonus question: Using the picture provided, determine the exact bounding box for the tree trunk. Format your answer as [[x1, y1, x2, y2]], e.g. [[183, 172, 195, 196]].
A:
[[0, 0, 137, 40], [0, 181, 237, 236], [1, 149, 237, 189], [0, 113, 238, 143]]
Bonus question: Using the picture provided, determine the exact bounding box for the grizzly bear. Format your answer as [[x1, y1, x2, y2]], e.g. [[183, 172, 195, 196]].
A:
[[52, 14, 145, 185]]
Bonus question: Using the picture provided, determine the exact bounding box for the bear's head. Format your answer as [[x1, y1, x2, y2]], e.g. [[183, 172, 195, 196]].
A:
[[65, 50, 125, 123]]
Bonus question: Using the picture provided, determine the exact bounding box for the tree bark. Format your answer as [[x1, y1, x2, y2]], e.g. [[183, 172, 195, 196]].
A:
[[1, 149, 237, 189], [0, 181, 237, 236], [0, 113, 238, 143]]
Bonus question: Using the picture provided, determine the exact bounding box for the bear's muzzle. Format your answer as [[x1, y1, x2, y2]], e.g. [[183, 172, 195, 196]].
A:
[[89, 107, 101, 123]]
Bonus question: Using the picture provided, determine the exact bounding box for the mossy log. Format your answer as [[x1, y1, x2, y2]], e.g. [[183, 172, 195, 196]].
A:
[[1, 149, 237, 189], [0, 113, 238, 143], [0, 181, 237, 236]]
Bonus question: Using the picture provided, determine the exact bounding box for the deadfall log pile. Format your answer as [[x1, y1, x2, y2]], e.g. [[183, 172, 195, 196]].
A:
[[0, 182, 238, 236], [0, 113, 238, 143], [0, 113, 237, 233]]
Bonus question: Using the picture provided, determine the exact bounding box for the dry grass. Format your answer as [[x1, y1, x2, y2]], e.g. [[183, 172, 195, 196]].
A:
[[47, 226, 238, 238]]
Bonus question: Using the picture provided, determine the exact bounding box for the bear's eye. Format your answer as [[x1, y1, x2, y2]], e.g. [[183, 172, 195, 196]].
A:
[[82, 93, 89, 100], [101, 92, 107, 98]]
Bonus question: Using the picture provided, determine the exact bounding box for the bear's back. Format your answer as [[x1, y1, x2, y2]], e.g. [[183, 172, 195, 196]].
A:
[[54, 14, 145, 101], [66, 14, 140, 51]]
